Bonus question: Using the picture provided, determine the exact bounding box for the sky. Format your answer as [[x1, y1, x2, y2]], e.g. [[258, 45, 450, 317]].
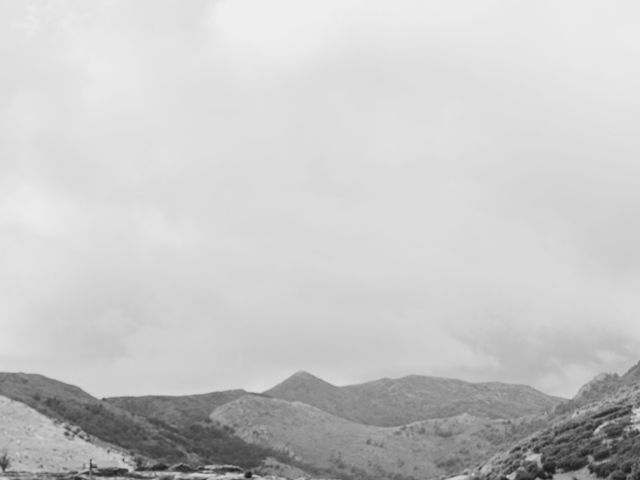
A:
[[1, 0, 640, 399]]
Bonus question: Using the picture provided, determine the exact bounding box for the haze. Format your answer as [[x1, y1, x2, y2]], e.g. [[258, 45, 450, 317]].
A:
[[2, 0, 640, 399]]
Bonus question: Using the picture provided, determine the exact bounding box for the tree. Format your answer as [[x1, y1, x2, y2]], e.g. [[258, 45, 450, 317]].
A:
[[0, 449, 10, 473]]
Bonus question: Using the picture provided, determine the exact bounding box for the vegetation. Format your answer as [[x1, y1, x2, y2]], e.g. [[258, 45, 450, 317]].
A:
[[11, 389, 294, 469], [484, 400, 640, 480], [0, 449, 10, 473]]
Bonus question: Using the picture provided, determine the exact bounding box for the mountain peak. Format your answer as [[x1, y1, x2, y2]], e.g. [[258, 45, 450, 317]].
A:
[[270, 370, 335, 389], [572, 371, 621, 403], [289, 370, 325, 382], [622, 360, 640, 382], [263, 371, 340, 402]]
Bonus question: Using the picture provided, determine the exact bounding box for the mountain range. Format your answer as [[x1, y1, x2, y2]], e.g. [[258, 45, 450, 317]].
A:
[[2, 364, 640, 480], [264, 370, 562, 425]]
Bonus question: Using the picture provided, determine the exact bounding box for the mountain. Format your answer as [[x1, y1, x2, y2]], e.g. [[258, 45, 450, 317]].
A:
[[478, 361, 640, 480], [209, 394, 546, 480], [264, 371, 563, 426], [555, 361, 640, 414], [104, 371, 558, 479], [0, 369, 572, 479], [0, 372, 294, 469], [0, 394, 130, 472], [107, 390, 248, 427], [622, 360, 640, 383], [571, 373, 622, 405]]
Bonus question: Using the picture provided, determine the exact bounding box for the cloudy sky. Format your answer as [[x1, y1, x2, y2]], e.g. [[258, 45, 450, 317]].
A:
[[2, 0, 640, 399]]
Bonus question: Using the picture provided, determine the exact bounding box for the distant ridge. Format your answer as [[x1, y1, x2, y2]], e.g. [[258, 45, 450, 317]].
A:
[[264, 371, 563, 426]]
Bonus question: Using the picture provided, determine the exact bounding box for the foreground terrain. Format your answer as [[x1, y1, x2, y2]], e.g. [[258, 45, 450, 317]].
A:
[[477, 361, 640, 480]]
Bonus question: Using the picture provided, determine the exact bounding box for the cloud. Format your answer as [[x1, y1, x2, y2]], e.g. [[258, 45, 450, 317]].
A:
[[1, 0, 640, 397]]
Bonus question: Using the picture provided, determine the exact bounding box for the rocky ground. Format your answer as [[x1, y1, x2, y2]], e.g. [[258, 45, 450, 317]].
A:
[[0, 468, 337, 480]]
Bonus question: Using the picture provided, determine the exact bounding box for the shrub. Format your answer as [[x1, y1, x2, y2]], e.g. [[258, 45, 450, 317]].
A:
[[0, 450, 9, 472], [610, 470, 627, 480], [133, 455, 148, 471], [514, 470, 534, 480], [590, 462, 617, 478], [557, 454, 588, 471], [621, 462, 635, 474], [603, 424, 626, 439], [542, 461, 556, 474], [594, 447, 611, 461]]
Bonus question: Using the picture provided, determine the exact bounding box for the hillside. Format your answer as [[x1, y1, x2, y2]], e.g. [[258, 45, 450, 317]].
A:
[[0, 394, 130, 472], [107, 390, 248, 427], [554, 361, 640, 414], [0, 372, 187, 462], [0, 372, 296, 469], [265, 371, 563, 426], [210, 394, 546, 480], [478, 361, 640, 480]]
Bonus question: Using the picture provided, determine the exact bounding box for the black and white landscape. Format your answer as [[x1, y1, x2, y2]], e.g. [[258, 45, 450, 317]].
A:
[[2, 2, 640, 480]]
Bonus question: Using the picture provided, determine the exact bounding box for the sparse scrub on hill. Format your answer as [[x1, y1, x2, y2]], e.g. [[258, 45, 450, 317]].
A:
[[484, 399, 640, 480], [11, 390, 296, 469], [556, 453, 589, 471]]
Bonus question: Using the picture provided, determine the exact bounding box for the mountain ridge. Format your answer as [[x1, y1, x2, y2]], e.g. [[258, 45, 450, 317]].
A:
[[264, 371, 563, 426], [2, 367, 622, 480]]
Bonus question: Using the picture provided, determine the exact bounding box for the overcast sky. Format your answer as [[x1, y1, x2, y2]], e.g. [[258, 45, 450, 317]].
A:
[[2, 1, 640, 399]]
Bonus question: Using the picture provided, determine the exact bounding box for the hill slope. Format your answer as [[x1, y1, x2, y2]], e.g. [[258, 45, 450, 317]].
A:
[[479, 361, 640, 480], [265, 371, 563, 426], [0, 372, 295, 469], [0, 372, 186, 462], [0, 394, 130, 472], [210, 394, 545, 480], [107, 390, 247, 427]]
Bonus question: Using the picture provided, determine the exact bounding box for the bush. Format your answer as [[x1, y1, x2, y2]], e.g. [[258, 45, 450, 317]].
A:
[[603, 424, 625, 439], [594, 447, 611, 461], [542, 461, 556, 474], [590, 462, 617, 478], [133, 455, 148, 471], [557, 454, 588, 472], [610, 470, 627, 480], [514, 470, 534, 480], [579, 446, 594, 456], [629, 467, 640, 480], [0, 450, 9, 473]]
